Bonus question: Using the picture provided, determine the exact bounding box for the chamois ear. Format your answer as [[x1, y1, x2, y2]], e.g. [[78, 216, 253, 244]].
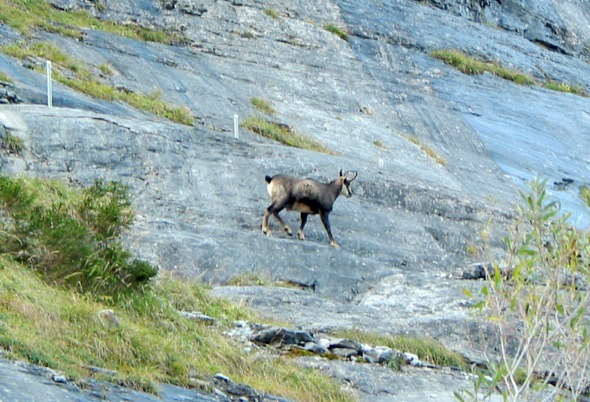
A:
[[339, 169, 344, 178]]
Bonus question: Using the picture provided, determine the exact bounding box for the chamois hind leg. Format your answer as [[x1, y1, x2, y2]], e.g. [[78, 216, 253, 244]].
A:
[[297, 213, 308, 240], [319, 211, 339, 248], [262, 202, 275, 236]]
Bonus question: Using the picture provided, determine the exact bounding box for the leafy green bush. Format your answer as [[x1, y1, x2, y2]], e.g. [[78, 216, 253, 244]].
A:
[[0, 176, 157, 296], [464, 178, 590, 401]]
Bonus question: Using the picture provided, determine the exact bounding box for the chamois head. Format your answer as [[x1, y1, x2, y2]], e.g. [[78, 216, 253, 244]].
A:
[[339, 169, 358, 198]]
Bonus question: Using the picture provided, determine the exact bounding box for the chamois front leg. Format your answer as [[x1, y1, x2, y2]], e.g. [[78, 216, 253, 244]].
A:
[[319, 211, 339, 249], [262, 200, 292, 236], [273, 212, 293, 236], [297, 213, 308, 240]]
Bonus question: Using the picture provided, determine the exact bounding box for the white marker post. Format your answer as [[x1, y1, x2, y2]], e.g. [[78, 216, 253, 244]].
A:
[[46, 61, 53, 108], [233, 114, 239, 139], [379, 159, 384, 169]]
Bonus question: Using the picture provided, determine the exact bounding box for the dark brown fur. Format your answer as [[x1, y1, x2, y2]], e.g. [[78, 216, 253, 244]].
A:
[[262, 170, 357, 248]]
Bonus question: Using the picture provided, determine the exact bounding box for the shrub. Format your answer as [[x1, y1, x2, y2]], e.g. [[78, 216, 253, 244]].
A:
[[465, 178, 590, 401], [0, 176, 158, 296]]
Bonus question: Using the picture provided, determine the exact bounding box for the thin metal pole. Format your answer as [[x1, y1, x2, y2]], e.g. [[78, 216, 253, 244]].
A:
[[233, 114, 239, 139], [46, 61, 53, 108]]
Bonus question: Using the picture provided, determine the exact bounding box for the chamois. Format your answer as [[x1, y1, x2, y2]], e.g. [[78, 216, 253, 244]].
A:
[[262, 170, 358, 248]]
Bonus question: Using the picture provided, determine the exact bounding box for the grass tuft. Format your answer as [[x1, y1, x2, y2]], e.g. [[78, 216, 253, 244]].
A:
[[226, 273, 269, 286], [543, 80, 588, 96], [580, 185, 590, 208], [264, 8, 280, 20], [1, 42, 194, 125], [334, 328, 466, 369], [324, 24, 349, 41], [241, 116, 335, 154], [0, 71, 13, 83], [402, 134, 447, 166], [429, 49, 535, 85], [0, 0, 188, 43], [1, 134, 24, 154], [430, 49, 588, 96], [250, 97, 276, 115]]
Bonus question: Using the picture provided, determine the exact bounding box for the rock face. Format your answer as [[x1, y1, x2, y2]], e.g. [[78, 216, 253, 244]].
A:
[[1, 0, 589, 400]]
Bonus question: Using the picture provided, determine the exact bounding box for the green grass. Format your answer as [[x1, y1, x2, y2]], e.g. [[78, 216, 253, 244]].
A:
[[402, 134, 447, 166], [429, 49, 535, 85], [0, 176, 354, 402], [250, 97, 276, 115], [324, 24, 349, 41], [98, 63, 114, 76], [241, 116, 335, 154], [334, 328, 466, 369], [372, 139, 387, 149], [264, 8, 280, 20], [1, 42, 194, 125], [0, 71, 13, 83], [0, 0, 188, 44], [0, 176, 155, 294], [226, 273, 269, 286], [580, 185, 590, 208], [1, 134, 24, 154], [430, 49, 587, 96], [543, 80, 587, 96]]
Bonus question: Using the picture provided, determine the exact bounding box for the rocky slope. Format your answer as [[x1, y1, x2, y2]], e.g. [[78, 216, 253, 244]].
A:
[[1, 0, 590, 400]]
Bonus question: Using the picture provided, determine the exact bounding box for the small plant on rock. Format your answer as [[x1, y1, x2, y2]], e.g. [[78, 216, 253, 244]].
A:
[[250, 97, 276, 115], [1, 133, 24, 154], [324, 24, 349, 41], [0, 71, 13, 83], [264, 8, 280, 20], [241, 116, 334, 154], [580, 185, 590, 208]]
